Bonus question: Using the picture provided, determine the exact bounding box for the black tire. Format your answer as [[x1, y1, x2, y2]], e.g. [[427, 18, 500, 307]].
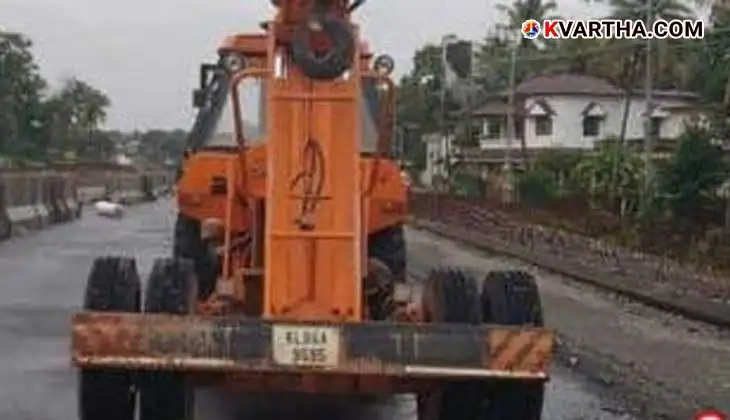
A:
[[365, 225, 407, 321], [481, 271, 544, 327], [481, 271, 545, 420], [419, 268, 484, 420], [139, 258, 197, 420], [422, 268, 481, 324], [291, 16, 355, 80], [79, 257, 141, 420], [174, 213, 218, 300], [368, 225, 406, 283], [364, 258, 396, 321], [419, 269, 545, 420]]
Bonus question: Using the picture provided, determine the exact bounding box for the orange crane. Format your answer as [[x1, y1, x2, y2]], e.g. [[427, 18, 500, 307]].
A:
[[71, 1, 554, 419]]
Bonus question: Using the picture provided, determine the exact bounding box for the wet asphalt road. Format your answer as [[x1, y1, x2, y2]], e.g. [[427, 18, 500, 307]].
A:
[[0, 200, 634, 420]]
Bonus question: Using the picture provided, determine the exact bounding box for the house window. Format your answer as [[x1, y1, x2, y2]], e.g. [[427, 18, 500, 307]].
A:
[[485, 117, 501, 139], [650, 117, 662, 138], [471, 124, 482, 144], [535, 116, 553, 136], [583, 116, 601, 136]]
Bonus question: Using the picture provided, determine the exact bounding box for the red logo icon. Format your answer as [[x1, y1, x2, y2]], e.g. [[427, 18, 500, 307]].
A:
[[695, 410, 727, 420]]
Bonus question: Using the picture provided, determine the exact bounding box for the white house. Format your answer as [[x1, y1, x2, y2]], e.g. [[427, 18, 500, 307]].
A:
[[475, 74, 704, 152], [419, 73, 706, 188], [421, 133, 457, 188]]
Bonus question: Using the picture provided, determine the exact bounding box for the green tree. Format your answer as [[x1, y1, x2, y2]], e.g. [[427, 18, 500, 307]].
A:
[[495, 0, 558, 49], [609, 0, 692, 22], [48, 78, 110, 158], [517, 168, 558, 206], [140, 129, 187, 164], [396, 43, 462, 170], [660, 126, 729, 219], [475, 36, 513, 93], [0, 31, 47, 158], [573, 141, 643, 216], [687, 21, 730, 104], [476, 0, 559, 93], [533, 149, 585, 191], [604, 0, 694, 142]]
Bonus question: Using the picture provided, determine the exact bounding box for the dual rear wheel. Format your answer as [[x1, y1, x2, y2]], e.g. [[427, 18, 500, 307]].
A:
[[419, 269, 545, 420], [78, 256, 196, 420], [79, 220, 545, 420]]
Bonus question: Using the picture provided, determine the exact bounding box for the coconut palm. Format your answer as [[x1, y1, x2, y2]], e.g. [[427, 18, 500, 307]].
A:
[[607, 0, 695, 141], [496, 0, 559, 48], [609, 0, 693, 22], [49, 78, 110, 157]]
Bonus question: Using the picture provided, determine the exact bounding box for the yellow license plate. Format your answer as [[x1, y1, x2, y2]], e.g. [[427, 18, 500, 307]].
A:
[[272, 325, 340, 367]]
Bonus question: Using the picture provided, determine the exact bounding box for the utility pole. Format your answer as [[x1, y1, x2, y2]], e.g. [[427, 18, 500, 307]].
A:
[[504, 44, 519, 200], [440, 34, 461, 191], [440, 35, 451, 188], [642, 0, 655, 213]]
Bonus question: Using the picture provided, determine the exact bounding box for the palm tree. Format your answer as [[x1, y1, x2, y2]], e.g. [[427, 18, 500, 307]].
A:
[[597, 0, 695, 145], [496, 0, 558, 48], [609, 0, 692, 22], [52, 78, 110, 158]]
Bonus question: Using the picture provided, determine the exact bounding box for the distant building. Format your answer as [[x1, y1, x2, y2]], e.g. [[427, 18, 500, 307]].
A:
[[474, 73, 704, 155], [421, 133, 457, 188], [420, 73, 707, 187], [114, 138, 141, 166]]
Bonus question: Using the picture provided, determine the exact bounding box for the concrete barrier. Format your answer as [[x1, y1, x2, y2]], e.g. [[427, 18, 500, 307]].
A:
[[152, 171, 172, 197], [78, 185, 107, 203], [0, 179, 11, 239], [0, 165, 172, 240], [2, 172, 42, 232], [115, 173, 145, 205], [40, 174, 54, 223], [62, 173, 82, 218], [30, 174, 50, 226], [141, 174, 154, 200], [52, 174, 72, 222], [43, 174, 62, 223]]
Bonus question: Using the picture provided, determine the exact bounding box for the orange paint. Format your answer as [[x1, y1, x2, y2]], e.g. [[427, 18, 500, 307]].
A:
[[176, 0, 407, 322]]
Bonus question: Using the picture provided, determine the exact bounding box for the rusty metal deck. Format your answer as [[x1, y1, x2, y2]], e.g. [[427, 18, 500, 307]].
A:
[[72, 313, 554, 381]]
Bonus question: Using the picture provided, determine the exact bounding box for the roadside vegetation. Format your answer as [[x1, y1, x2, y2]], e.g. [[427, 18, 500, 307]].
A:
[[395, 0, 730, 274], [0, 30, 185, 167]]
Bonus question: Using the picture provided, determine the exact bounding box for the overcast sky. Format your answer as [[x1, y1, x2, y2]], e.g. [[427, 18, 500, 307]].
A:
[[2, 0, 615, 131]]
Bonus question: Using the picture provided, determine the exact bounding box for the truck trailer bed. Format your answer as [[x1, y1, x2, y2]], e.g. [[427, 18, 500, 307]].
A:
[[72, 312, 554, 387]]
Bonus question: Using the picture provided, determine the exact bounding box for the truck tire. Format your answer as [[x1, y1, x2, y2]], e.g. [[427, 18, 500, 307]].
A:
[[419, 268, 484, 420], [139, 258, 197, 420], [419, 269, 546, 420], [79, 257, 141, 420], [291, 16, 355, 80], [481, 271, 545, 420], [174, 213, 218, 300], [365, 258, 396, 321], [482, 271, 544, 326], [422, 268, 481, 324], [366, 225, 406, 320], [368, 225, 406, 283]]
